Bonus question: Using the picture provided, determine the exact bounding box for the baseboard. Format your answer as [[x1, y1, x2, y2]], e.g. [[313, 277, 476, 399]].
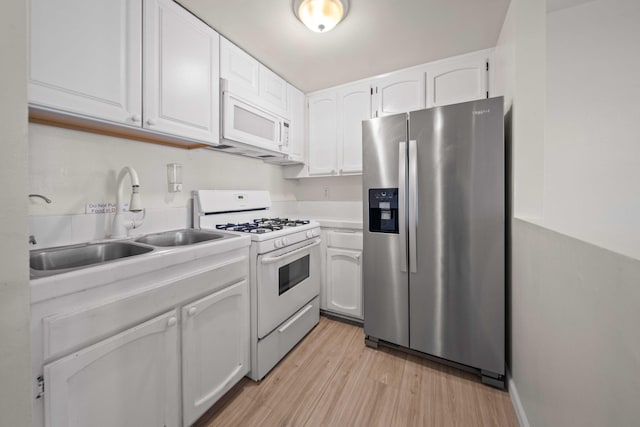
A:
[[508, 370, 530, 427]]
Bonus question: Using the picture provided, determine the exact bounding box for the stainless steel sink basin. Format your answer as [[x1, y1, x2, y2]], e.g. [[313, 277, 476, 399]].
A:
[[30, 241, 153, 276], [134, 229, 226, 247]]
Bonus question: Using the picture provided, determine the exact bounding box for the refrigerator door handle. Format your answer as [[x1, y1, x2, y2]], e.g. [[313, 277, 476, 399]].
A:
[[408, 139, 418, 273], [399, 141, 408, 273]]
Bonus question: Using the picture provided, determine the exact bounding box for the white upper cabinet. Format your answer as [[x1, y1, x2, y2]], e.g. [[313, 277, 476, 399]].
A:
[[426, 51, 490, 108], [143, 0, 220, 144], [373, 69, 426, 117], [29, 0, 142, 126], [43, 310, 180, 427], [220, 37, 289, 120], [337, 82, 372, 174], [307, 91, 338, 176], [287, 85, 306, 163], [260, 67, 288, 117], [220, 37, 260, 99], [304, 81, 371, 177], [181, 280, 249, 427]]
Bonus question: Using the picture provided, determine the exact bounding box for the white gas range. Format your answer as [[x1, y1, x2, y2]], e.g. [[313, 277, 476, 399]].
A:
[[193, 190, 321, 381]]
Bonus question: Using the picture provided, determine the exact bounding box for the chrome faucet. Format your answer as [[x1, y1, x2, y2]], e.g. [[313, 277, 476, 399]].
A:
[[111, 166, 145, 238], [28, 194, 51, 245]]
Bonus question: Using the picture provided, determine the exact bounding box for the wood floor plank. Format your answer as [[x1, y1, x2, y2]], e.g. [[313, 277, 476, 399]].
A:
[[196, 317, 519, 427]]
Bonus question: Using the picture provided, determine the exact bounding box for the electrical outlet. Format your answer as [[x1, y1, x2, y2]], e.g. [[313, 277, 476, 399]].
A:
[[323, 187, 330, 200]]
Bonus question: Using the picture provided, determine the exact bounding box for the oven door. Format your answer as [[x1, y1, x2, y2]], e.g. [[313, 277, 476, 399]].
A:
[[256, 238, 321, 339]]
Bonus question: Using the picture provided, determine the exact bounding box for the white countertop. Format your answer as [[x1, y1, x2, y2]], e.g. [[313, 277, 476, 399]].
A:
[[316, 218, 363, 230], [30, 231, 251, 304]]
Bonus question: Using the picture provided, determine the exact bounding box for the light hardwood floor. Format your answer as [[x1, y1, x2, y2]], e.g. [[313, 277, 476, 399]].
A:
[[195, 316, 518, 427]]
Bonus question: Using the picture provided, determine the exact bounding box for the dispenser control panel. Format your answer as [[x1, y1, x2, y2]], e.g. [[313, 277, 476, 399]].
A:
[[368, 188, 399, 233]]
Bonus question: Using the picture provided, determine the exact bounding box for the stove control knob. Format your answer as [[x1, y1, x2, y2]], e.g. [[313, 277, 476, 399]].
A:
[[282, 237, 289, 246], [274, 239, 284, 248], [306, 231, 314, 238]]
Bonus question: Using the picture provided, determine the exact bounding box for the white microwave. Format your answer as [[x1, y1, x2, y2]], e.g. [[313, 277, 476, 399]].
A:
[[221, 90, 290, 154]]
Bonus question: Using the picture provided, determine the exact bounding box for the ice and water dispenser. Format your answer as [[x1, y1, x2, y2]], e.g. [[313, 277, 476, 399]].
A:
[[368, 188, 399, 233]]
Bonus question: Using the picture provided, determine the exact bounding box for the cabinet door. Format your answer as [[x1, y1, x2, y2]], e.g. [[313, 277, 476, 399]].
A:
[[426, 55, 489, 108], [338, 82, 372, 174], [43, 310, 180, 427], [326, 248, 363, 319], [182, 280, 250, 427], [220, 37, 261, 99], [29, 0, 142, 126], [143, 0, 220, 144], [260, 66, 289, 118], [374, 69, 425, 117], [307, 92, 338, 176], [288, 85, 306, 162]]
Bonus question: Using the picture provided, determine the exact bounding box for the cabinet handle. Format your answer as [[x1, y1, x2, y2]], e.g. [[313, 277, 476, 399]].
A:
[[131, 114, 141, 123], [146, 118, 156, 126], [188, 307, 197, 317], [167, 317, 177, 327], [331, 169, 337, 175]]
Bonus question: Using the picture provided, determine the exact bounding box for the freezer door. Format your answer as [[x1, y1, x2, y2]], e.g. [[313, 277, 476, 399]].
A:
[[362, 113, 409, 347], [408, 98, 505, 375]]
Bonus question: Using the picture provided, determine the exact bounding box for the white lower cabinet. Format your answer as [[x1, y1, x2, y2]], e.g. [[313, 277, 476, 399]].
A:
[[43, 310, 180, 427], [326, 248, 363, 319], [181, 280, 249, 426], [33, 249, 251, 427], [322, 229, 363, 320]]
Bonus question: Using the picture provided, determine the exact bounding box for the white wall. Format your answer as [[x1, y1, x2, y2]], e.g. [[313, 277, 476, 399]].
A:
[[0, 0, 32, 426], [511, 219, 640, 426], [293, 175, 362, 202], [495, 0, 640, 425], [544, 0, 640, 259], [508, 0, 546, 219], [29, 124, 297, 216]]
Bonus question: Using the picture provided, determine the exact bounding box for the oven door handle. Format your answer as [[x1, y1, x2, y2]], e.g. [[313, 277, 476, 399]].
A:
[[260, 239, 321, 265], [278, 303, 314, 333]]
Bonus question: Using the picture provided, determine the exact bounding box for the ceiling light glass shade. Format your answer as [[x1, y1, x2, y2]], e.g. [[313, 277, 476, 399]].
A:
[[294, 0, 349, 33]]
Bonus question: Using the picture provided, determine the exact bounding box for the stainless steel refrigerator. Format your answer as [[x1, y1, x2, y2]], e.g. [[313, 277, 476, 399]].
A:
[[362, 97, 505, 388]]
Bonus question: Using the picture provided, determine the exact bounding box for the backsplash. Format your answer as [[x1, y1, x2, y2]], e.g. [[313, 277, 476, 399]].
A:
[[29, 201, 362, 249], [28, 207, 190, 250]]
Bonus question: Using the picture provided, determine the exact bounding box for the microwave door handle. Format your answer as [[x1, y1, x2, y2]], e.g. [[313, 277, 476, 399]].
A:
[[260, 239, 321, 265], [398, 141, 408, 273]]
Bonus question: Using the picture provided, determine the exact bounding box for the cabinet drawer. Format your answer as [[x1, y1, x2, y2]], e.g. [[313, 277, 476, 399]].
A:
[[253, 296, 319, 381], [327, 230, 363, 250]]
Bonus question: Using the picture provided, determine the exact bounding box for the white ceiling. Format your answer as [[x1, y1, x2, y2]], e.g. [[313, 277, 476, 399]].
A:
[[178, 0, 511, 93]]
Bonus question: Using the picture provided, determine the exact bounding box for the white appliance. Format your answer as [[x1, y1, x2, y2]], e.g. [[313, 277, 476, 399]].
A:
[[211, 81, 289, 161], [193, 190, 321, 381]]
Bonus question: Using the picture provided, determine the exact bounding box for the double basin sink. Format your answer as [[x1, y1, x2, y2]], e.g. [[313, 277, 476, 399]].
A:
[[30, 229, 230, 278]]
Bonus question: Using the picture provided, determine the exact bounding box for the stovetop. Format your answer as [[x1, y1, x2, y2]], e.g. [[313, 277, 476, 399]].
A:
[[215, 218, 312, 234]]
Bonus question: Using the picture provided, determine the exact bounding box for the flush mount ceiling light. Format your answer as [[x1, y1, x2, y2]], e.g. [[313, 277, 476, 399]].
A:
[[294, 0, 350, 33]]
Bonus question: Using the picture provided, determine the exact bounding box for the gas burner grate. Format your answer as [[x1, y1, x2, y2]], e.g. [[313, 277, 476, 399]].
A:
[[215, 218, 311, 233]]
